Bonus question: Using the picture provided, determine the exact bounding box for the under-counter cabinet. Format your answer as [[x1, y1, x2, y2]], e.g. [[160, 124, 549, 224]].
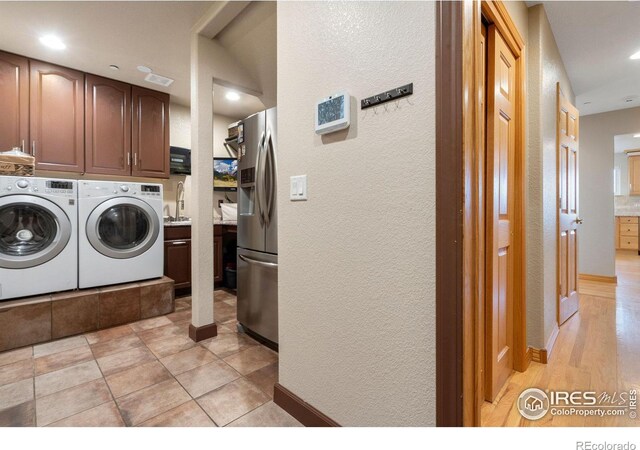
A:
[[164, 226, 192, 290], [214, 226, 223, 284], [30, 60, 85, 172], [0, 51, 29, 152], [85, 74, 132, 176], [616, 216, 639, 252]]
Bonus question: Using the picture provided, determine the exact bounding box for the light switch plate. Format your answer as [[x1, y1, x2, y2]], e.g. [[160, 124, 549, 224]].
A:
[[290, 175, 308, 201]]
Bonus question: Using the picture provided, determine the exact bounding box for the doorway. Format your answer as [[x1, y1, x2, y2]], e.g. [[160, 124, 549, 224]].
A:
[[612, 133, 640, 282]]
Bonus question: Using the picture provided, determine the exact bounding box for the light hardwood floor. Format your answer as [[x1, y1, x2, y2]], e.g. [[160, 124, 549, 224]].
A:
[[481, 250, 640, 426]]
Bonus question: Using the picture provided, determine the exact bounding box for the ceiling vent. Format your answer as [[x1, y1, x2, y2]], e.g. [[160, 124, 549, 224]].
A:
[[144, 73, 174, 87]]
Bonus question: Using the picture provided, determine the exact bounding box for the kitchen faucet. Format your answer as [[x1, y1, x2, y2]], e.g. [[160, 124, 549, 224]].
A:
[[175, 181, 185, 221]]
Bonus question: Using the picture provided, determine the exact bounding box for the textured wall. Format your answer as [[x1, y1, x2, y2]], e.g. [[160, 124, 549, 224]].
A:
[[277, 1, 436, 426], [526, 5, 575, 348], [580, 107, 640, 277]]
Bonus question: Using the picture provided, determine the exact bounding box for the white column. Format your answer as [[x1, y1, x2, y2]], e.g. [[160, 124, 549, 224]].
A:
[[189, 33, 215, 335]]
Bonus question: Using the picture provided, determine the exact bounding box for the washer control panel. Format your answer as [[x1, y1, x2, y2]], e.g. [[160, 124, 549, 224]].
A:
[[0, 177, 76, 197]]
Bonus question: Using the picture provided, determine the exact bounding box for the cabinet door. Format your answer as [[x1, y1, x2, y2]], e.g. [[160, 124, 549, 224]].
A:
[[132, 86, 170, 178], [85, 74, 131, 175], [164, 239, 191, 289], [630, 156, 640, 195], [30, 60, 84, 172], [214, 235, 223, 283], [0, 51, 29, 152]]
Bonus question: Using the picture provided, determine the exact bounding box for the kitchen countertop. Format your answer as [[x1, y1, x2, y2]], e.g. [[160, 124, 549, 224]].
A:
[[163, 220, 237, 227], [615, 211, 640, 217]]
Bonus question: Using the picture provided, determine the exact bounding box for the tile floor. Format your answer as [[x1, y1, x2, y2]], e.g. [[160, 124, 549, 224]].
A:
[[0, 289, 301, 427]]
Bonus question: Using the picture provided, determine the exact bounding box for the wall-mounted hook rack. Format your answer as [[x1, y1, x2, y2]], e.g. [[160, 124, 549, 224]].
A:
[[361, 83, 413, 110]]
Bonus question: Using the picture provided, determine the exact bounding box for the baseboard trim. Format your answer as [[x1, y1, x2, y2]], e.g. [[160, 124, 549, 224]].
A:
[[545, 324, 560, 361], [188, 323, 217, 342], [579, 273, 617, 284], [530, 347, 546, 364], [529, 324, 560, 364], [273, 383, 340, 427], [525, 347, 533, 365]]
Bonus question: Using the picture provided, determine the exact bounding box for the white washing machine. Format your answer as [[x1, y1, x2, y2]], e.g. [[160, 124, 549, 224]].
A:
[[78, 180, 164, 289], [0, 176, 78, 300]]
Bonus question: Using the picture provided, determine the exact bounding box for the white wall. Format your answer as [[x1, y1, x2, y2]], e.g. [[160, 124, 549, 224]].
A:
[[526, 4, 575, 348], [277, 1, 436, 426], [580, 107, 640, 277]]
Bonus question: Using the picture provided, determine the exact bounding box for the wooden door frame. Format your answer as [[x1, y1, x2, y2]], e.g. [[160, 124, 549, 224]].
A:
[[435, 0, 527, 427]]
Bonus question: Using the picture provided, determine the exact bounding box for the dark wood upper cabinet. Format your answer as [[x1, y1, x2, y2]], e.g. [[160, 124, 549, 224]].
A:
[[85, 74, 131, 176], [132, 86, 170, 178], [0, 51, 29, 152], [30, 60, 84, 173]]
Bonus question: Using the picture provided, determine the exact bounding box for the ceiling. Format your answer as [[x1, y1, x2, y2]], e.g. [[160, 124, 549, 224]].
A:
[[614, 133, 640, 154], [213, 82, 265, 119], [533, 1, 640, 116], [0, 1, 212, 105], [216, 1, 276, 109]]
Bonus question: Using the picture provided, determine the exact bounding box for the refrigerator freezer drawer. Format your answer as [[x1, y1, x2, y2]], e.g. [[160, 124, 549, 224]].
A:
[[237, 248, 278, 344]]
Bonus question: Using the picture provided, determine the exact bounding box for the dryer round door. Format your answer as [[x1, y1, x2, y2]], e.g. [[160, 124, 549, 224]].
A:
[[0, 195, 72, 269], [86, 198, 160, 259]]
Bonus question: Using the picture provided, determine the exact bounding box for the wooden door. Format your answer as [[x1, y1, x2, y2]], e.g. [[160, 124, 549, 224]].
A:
[[85, 74, 131, 176], [0, 51, 29, 152], [164, 239, 192, 289], [628, 155, 640, 195], [132, 86, 170, 178], [485, 25, 515, 402], [30, 60, 84, 172], [557, 84, 580, 324]]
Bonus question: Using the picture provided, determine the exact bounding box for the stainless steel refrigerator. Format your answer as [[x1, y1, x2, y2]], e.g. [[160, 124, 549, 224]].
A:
[[237, 107, 278, 345]]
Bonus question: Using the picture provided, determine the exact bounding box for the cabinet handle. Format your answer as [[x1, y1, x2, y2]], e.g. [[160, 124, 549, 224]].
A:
[[127, 152, 131, 167], [171, 241, 187, 245], [21, 140, 25, 152], [31, 141, 36, 157], [134, 153, 138, 167]]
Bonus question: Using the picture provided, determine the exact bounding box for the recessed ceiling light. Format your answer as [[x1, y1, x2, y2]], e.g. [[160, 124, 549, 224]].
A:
[[39, 34, 66, 50], [633, 134, 640, 138], [109, 65, 119, 71], [137, 65, 152, 73], [631, 50, 640, 60], [225, 91, 240, 101]]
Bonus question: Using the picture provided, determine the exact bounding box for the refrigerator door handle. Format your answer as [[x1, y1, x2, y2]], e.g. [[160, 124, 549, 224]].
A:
[[265, 130, 276, 226], [255, 131, 266, 225], [239, 254, 278, 268]]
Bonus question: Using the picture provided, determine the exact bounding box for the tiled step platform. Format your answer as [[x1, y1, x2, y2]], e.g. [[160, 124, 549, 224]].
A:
[[0, 277, 175, 353]]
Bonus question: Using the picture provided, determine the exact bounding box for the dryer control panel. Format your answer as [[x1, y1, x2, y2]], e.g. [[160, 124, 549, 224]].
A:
[[78, 181, 162, 199]]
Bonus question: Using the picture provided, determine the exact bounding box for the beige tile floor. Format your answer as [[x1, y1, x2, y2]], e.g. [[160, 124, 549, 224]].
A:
[[0, 289, 301, 427]]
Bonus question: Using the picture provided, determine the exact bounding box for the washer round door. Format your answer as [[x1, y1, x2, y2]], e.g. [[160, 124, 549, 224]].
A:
[[86, 198, 160, 259], [0, 195, 72, 269]]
